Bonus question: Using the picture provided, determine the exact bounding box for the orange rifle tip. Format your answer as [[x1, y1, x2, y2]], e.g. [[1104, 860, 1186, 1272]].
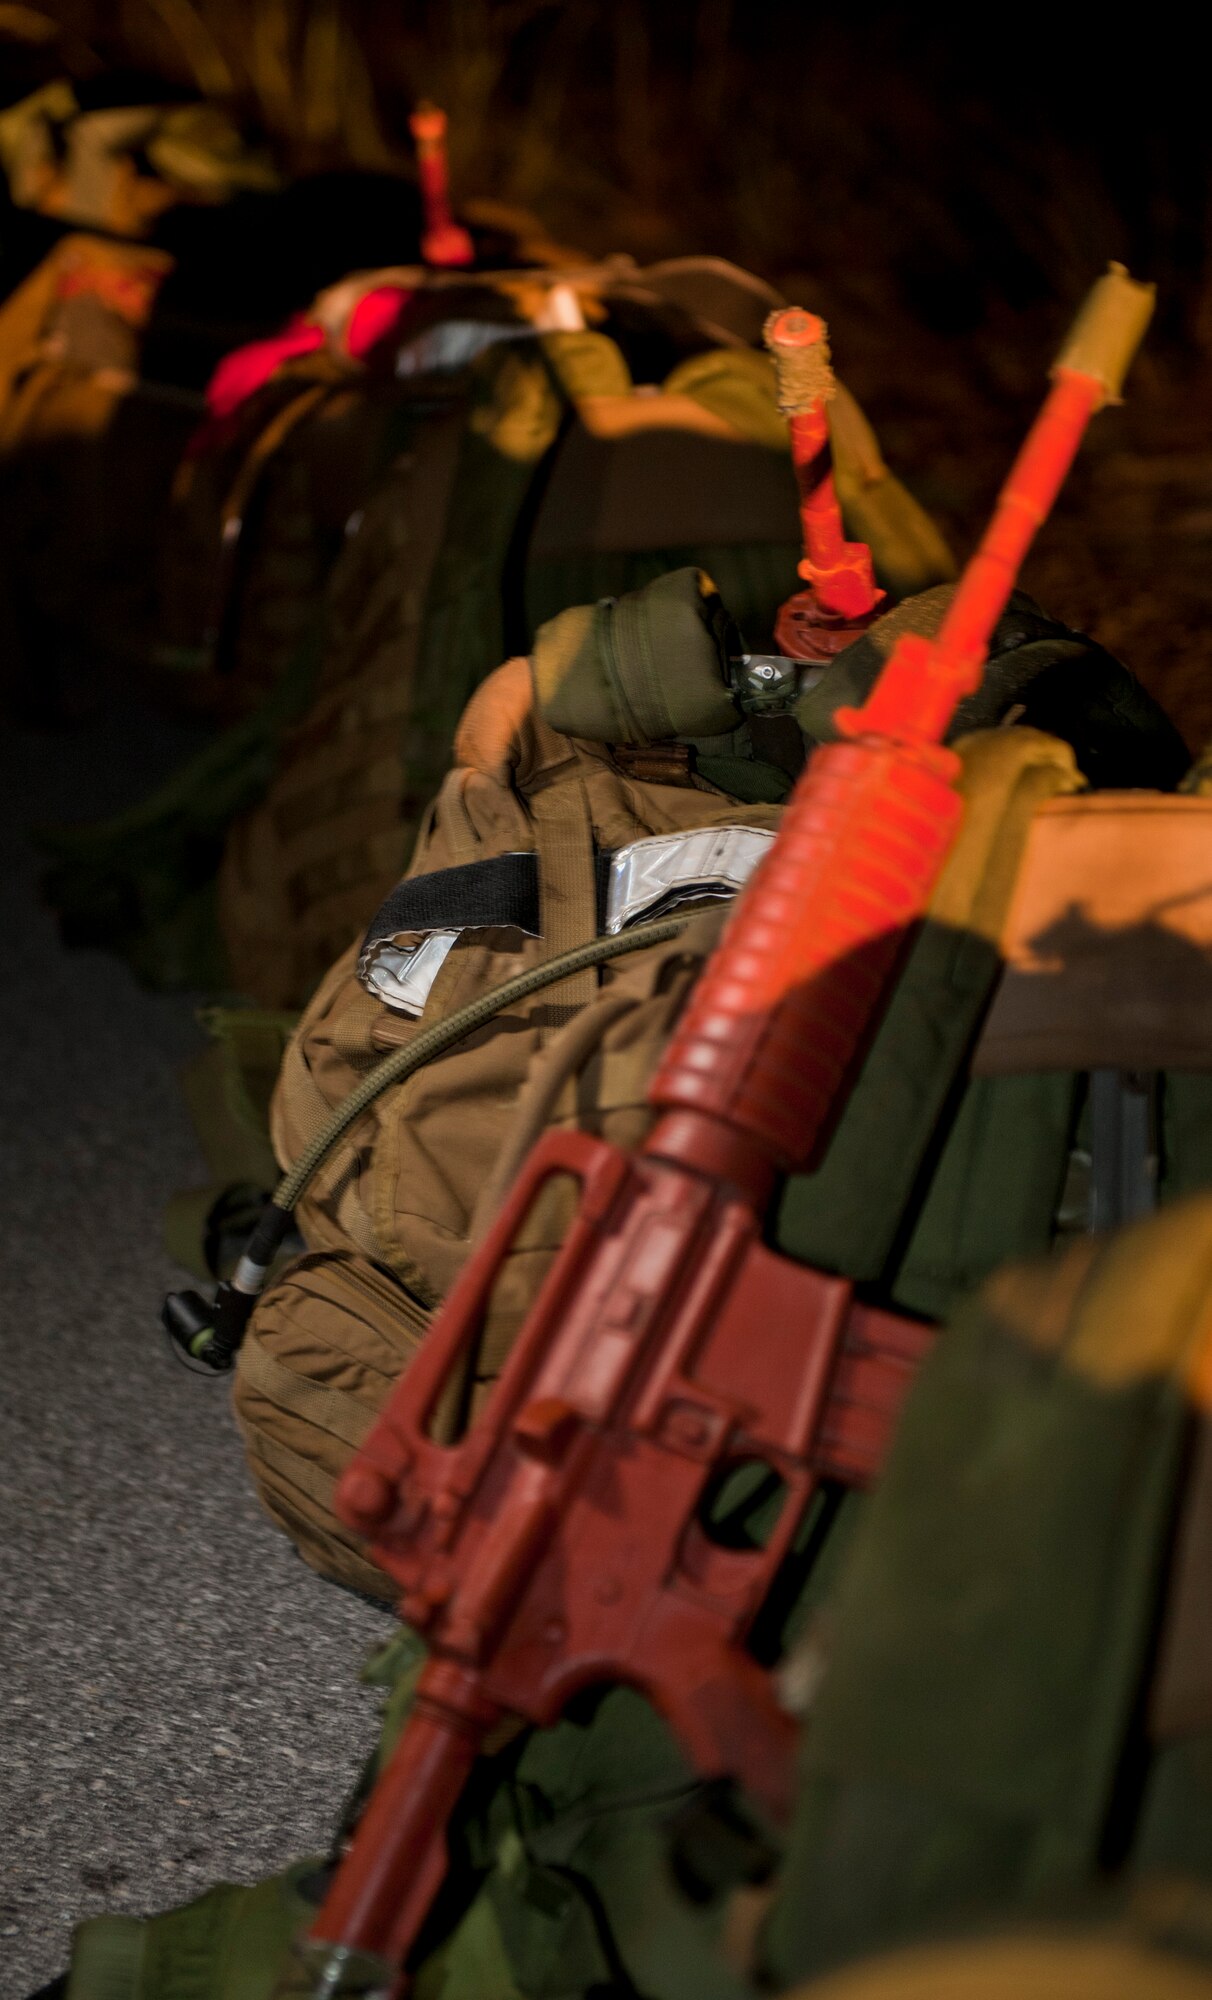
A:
[[765, 305, 827, 349], [410, 102, 447, 144]]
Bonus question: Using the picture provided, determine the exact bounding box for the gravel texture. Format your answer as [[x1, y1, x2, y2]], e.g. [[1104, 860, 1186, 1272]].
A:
[[0, 701, 393, 1997]]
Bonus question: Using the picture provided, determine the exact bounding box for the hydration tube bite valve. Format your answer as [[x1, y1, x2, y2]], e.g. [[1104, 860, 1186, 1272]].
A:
[[162, 1201, 293, 1371], [729, 652, 823, 715]]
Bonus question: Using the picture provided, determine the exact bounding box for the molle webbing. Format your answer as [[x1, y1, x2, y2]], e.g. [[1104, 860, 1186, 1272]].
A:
[[357, 828, 775, 1013], [362, 851, 551, 943], [359, 848, 672, 953]]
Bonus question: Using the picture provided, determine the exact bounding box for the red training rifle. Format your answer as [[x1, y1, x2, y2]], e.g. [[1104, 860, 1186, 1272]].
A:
[[304, 264, 1154, 1996]]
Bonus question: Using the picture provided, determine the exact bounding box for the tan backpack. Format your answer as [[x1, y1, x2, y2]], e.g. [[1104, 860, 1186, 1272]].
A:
[[227, 549, 1193, 1598], [227, 711, 1087, 1603], [232, 577, 790, 1593], [231, 911, 725, 1600]]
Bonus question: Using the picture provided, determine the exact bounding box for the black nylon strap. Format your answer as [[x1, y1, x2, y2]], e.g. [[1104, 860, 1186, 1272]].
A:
[[362, 851, 616, 952]]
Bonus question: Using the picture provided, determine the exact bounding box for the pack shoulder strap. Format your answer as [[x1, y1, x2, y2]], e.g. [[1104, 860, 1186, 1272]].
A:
[[528, 749, 601, 1034], [777, 728, 1084, 1285]]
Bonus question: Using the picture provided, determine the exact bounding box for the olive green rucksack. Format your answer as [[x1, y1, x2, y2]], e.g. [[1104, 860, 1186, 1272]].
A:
[[760, 1194, 1212, 1986], [154, 355, 389, 718]]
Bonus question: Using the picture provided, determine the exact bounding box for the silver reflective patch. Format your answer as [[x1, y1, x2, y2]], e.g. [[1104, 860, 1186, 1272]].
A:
[[360, 929, 460, 1017], [605, 825, 774, 934], [360, 823, 773, 1014]]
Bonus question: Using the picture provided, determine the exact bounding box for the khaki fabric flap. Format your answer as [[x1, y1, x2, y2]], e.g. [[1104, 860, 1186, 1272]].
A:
[[246, 1423, 339, 1512], [974, 794, 1212, 1075], [238, 1328, 378, 1451]]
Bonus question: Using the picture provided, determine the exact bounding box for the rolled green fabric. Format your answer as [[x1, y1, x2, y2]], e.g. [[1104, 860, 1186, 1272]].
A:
[[531, 566, 743, 745]]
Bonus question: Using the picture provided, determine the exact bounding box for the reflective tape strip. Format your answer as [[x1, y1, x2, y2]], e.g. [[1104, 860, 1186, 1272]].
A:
[[357, 825, 775, 1016], [361, 929, 461, 1017], [605, 824, 775, 933]]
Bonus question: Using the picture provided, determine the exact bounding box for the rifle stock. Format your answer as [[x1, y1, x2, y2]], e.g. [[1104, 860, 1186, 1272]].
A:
[[304, 266, 1152, 1996]]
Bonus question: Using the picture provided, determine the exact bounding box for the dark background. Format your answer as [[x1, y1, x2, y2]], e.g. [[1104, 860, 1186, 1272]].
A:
[[6, 0, 1205, 738]]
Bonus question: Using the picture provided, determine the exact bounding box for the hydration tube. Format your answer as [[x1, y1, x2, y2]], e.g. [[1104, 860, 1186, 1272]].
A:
[[162, 914, 692, 1370]]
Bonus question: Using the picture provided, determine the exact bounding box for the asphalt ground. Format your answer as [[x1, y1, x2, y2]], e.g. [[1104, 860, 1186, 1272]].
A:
[[0, 699, 394, 1996]]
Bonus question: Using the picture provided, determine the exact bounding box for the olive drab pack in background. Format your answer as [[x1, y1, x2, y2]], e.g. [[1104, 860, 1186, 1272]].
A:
[[155, 249, 943, 716], [40, 258, 957, 997], [215, 304, 955, 1009], [0, 231, 190, 715], [0, 85, 285, 719], [151, 224, 583, 714]]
